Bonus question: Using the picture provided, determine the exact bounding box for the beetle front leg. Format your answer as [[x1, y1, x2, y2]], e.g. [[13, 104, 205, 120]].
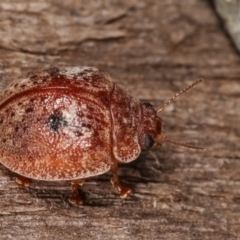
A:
[[68, 179, 85, 205], [110, 156, 131, 199]]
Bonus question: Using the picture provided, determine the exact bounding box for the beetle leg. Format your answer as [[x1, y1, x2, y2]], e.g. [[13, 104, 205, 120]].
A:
[[110, 157, 131, 199], [16, 176, 30, 187], [68, 179, 85, 205]]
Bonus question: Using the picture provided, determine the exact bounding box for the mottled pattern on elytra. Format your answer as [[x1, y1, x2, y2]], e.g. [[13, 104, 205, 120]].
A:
[[0, 67, 114, 180], [0, 67, 112, 108], [0, 91, 111, 180], [0, 67, 155, 181], [111, 84, 141, 162]]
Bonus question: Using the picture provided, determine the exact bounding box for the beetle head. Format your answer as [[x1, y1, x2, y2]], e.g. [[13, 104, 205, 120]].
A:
[[139, 79, 204, 150], [139, 102, 162, 149]]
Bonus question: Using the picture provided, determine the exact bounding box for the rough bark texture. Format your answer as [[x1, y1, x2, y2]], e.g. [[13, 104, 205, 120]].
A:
[[0, 1, 240, 239]]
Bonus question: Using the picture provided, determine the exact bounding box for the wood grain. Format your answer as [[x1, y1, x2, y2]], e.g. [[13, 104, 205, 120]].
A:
[[0, 0, 240, 239]]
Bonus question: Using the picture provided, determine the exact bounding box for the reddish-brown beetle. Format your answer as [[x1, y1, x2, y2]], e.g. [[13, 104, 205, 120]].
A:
[[0, 67, 202, 204]]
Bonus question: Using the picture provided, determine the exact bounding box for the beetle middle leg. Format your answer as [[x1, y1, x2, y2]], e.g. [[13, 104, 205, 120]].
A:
[[68, 179, 85, 205], [110, 156, 131, 199]]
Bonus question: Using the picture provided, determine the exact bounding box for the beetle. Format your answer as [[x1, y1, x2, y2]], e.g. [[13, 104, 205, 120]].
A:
[[0, 67, 202, 204]]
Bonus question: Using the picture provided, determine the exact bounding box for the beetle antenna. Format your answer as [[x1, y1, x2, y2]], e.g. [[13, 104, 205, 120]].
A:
[[157, 79, 202, 113], [155, 134, 204, 150]]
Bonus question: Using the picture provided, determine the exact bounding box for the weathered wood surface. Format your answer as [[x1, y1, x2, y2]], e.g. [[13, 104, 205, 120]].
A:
[[0, 1, 240, 239]]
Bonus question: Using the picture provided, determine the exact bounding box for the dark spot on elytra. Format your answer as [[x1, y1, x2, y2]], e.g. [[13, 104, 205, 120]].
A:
[[25, 107, 33, 113], [23, 126, 29, 132], [20, 84, 26, 88], [47, 113, 67, 132], [17, 102, 22, 106], [30, 98, 35, 102], [81, 123, 92, 129], [10, 112, 15, 117], [14, 83, 19, 88], [2, 139, 6, 143], [15, 126, 19, 132], [0, 119, 3, 125], [74, 131, 83, 137]]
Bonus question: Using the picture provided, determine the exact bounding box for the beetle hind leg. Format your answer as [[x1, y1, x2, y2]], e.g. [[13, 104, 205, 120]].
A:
[[110, 156, 131, 199], [68, 179, 85, 205], [16, 176, 30, 187]]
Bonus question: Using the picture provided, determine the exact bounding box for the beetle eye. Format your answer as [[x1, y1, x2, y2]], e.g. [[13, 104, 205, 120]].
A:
[[144, 134, 155, 149]]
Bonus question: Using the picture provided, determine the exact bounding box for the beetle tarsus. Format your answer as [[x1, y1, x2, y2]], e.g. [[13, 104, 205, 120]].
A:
[[68, 180, 85, 205], [16, 176, 30, 187], [110, 176, 131, 199], [68, 192, 82, 205]]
